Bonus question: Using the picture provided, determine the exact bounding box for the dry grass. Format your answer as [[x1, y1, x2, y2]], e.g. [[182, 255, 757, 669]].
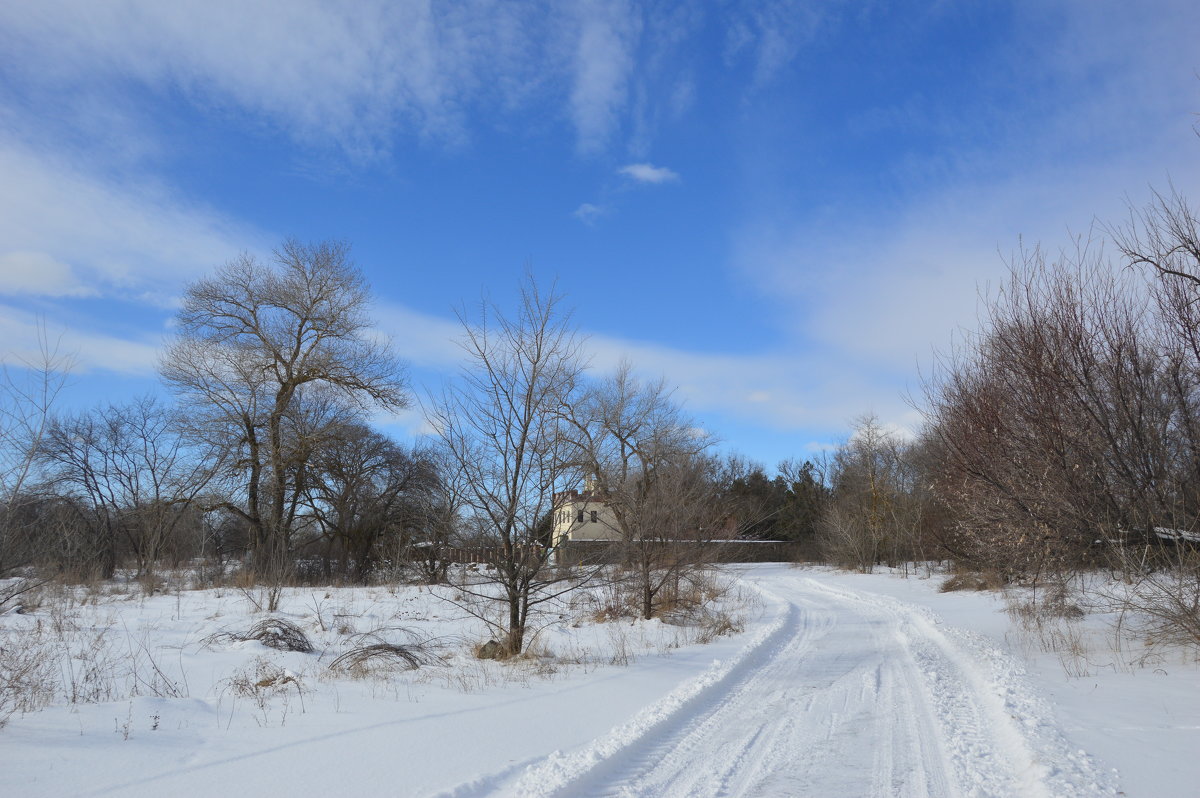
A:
[[695, 608, 744, 644], [0, 628, 60, 727], [0, 578, 46, 614], [0, 593, 189, 727], [1101, 552, 1200, 652], [1003, 585, 1097, 677], [939, 570, 1006, 592], [328, 643, 430, 675], [221, 656, 306, 726], [204, 617, 314, 653]]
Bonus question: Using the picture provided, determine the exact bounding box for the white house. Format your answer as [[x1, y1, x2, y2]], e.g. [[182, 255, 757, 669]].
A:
[[551, 486, 621, 547]]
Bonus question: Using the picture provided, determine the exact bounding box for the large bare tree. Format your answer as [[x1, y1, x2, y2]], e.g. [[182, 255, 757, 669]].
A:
[[161, 240, 409, 580], [428, 280, 584, 656]]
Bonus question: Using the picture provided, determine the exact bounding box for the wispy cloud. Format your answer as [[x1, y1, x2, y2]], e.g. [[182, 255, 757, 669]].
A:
[[372, 302, 468, 370], [0, 1, 653, 160], [583, 332, 920, 438], [0, 133, 260, 376], [730, 0, 1200, 439], [0, 252, 96, 298], [0, 1, 819, 164], [0, 303, 160, 375], [572, 202, 607, 225], [618, 163, 680, 184], [0, 1, 476, 157], [569, 1, 642, 154], [374, 297, 916, 441], [0, 136, 259, 301], [723, 0, 829, 86]]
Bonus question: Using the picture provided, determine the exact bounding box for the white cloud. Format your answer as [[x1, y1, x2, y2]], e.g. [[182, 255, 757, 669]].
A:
[[572, 202, 607, 225], [372, 301, 467, 371], [374, 296, 915, 441], [0, 134, 259, 376], [618, 163, 680, 184], [369, 406, 438, 440], [569, 0, 642, 154], [0, 1, 466, 156], [0, 137, 259, 301], [0, 252, 96, 298], [0, 1, 649, 159], [0, 303, 159, 375], [583, 332, 916, 437], [723, 0, 828, 86]]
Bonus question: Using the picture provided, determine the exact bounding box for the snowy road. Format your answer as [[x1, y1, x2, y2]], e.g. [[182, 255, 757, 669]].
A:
[[481, 575, 1115, 798]]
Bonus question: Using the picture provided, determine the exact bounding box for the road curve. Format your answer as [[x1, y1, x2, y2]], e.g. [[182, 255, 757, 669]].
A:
[[491, 573, 1116, 798]]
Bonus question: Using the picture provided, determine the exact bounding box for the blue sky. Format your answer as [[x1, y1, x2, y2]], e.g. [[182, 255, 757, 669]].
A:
[[1, 0, 1198, 469]]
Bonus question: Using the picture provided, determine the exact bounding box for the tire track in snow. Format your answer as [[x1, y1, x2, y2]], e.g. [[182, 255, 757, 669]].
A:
[[476, 574, 1118, 797], [462, 585, 799, 798], [804, 579, 1118, 798]]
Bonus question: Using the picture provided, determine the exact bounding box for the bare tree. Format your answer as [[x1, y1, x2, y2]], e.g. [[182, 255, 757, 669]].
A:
[[428, 280, 585, 656], [0, 328, 73, 578], [161, 240, 409, 581], [301, 423, 437, 583], [406, 444, 468, 584], [817, 415, 924, 573], [1112, 186, 1200, 289], [561, 362, 718, 619], [40, 397, 218, 581], [623, 452, 729, 618], [922, 245, 1183, 581], [1105, 186, 1200, 646]]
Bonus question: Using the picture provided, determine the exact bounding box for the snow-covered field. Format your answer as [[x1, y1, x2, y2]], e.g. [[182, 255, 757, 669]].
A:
[[1, 564, 1196, 796]]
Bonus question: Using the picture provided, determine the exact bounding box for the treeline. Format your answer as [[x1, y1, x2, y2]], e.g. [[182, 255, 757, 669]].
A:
[[0, 243, 443, 589], [807, 187, 1200, 645], [5, 185, 1198, 650], [0, 242, 833, 654], [817, 189, 1200, 577]]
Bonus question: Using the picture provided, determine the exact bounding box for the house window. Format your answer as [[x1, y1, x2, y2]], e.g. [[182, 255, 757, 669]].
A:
[[590, 510, 598, 523], [576, 509, 585, 523]]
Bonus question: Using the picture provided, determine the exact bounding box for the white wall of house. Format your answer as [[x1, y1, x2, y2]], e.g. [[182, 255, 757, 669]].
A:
[[552, 491, 621, 545]]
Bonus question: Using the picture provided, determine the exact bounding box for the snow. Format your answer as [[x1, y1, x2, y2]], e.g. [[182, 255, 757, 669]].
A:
[[801, 567, 1200, 797], [1, 565, 1197, 796]]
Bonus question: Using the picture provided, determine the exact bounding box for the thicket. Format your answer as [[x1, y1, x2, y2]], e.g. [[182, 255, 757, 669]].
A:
[[807, 188, 1200, 649]]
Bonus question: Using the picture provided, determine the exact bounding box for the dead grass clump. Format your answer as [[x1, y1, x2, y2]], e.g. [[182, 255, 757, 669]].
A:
[[588, 602, 627, 623], [564, 576, 635, 624], [225, 658, 303, 697], [474, 639, 507, 660], [204, 617, 314, 653], [1006, 581, 1086, 624], [329, 644, 432, 676], [242, 618, 314, 653], [1003, 588, 1096, 677], [223, 657, 306, 725], [940, 570, 1005, 592], [0, 630, 60, 726], [696, 608, 744, 644], [1102, 562, 1200, 651]]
